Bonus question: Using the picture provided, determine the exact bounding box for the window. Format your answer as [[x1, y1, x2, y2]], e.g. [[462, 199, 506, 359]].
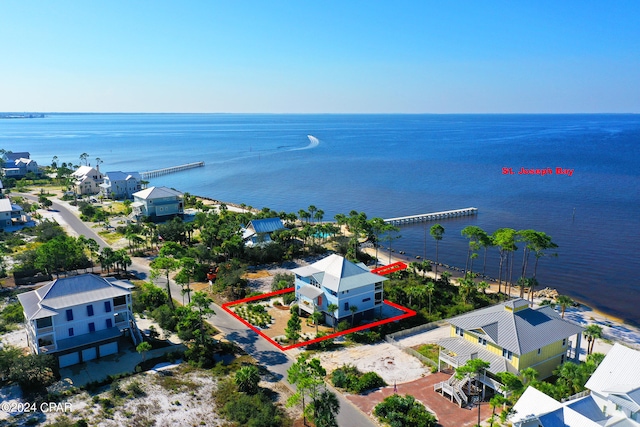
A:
[[87, 305, 94, 316], [106, 318, 113, 328], [561, 354, 565, 363], [562, 338, 567, 346], [478, 337, 487, 346], [68, 328, 74, 337], [344, 302, 349, 311], [104, 301, 112, 312], [502, 349, 513, 360], [36, 317, 53, 329], [538, 348, 541, 355], [66, 309, 74, 321], [362, 297, 371, 302], [88, 322, 95, 333], [456, 327, 464, 337]]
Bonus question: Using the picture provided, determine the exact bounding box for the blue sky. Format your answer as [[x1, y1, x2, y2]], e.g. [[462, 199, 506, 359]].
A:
[[1, 1, 639, 113]]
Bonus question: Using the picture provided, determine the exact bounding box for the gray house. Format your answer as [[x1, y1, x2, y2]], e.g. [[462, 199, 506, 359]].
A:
[[99, 171, 142, 199], [131, 186, 183, 220]]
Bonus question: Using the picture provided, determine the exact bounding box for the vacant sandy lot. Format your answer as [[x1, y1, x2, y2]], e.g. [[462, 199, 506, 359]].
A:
[[315, 342, 431, 385]]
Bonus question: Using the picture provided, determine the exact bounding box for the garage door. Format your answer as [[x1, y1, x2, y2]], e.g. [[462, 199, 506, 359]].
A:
[[82, 347, 97, 362], [58, 352, 80, 368], [99, 342, 118, 357]]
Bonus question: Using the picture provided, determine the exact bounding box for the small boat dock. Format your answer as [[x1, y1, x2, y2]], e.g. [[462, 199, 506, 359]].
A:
[[384, 207, 478, 225], [141, 161, 205, 179]]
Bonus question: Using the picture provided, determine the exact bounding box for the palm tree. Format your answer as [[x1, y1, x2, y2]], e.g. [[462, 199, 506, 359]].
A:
[[521, 367, 538, 385], [492, 228, 517, 295], [425, 281, 435, 315], [583, 324, 603, 355], [430, 224, 444, 279], [308, 205, 317, 222], [556, 295, 573, 318], [311, 310, 323, 335], [461, 226, 484, 275], [313, 389, 340, 427], [349, 305, 358, 326], [477, 280, 490, 294], [326, 303, 339, 331], [235, 365, 260, 394]]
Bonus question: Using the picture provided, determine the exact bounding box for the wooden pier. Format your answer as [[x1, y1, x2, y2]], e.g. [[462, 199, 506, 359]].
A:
[[384, 207, 478, 225], [141, 161, 204, 179]]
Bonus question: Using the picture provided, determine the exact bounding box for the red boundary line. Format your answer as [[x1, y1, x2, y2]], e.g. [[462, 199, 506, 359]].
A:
[[370, 261, 408, 276], [221, 287, 416, 351]]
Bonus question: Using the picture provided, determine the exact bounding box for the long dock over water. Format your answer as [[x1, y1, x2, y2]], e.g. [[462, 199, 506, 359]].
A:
[[141, 161, 204, 179], [384, 207, 478, 225]]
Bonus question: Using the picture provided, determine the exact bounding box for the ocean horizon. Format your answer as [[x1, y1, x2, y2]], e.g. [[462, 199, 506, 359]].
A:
[[1, 113, 638, 326]]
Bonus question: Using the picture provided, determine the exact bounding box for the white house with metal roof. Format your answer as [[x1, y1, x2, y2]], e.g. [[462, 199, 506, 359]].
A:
[[291, 254, 386, 326], [17, 274, 142, 368], [99, 171, 142, 199], [71, 166, 104, 195], [131, 186, 183, 221], [511, 343, 640, 426], [242, 217, 285, 246]]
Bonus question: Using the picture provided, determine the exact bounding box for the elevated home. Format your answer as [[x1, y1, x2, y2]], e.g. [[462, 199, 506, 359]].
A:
[[435, 298, 584, 405], [0, 198, 29, 228], [242, 217, 285, 246], [3, 151, 31, 162], [71, 166, 104, 195], [2, 157, 39, 178], [291, 254, 386, 326], [511, 343, 640, 426], [99, 171, 142, 199], [131, 186, 183, 221], [17, 274, 142, 368]]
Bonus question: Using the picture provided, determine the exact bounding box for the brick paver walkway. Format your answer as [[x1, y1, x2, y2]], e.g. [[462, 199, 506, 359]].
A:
[[347, 372, 493, 427]]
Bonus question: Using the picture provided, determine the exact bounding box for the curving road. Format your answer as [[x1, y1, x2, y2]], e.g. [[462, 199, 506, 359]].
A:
[[22, 193, 376, 427]]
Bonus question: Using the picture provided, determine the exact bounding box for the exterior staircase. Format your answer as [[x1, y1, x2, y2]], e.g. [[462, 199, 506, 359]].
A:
[[434, 373, 470, 407]]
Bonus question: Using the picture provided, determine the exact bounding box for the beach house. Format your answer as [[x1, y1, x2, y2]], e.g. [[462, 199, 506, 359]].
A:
[[131, 186, 183, 221], [17, 274, 142, 368], [2, 157, 40, 178], [291, 254, 386, 326], [71, 165, 105, 195], [242, 217, 285, 246], [434, 298, 584, 404], [99, 171, 143, 199], [511, 343, 640, 426], [0, 198, 29, 229]]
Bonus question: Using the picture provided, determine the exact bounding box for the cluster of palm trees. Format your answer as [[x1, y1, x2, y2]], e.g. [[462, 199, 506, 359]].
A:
[[424, 223, 558, 302], [97, 247, 132, 275]]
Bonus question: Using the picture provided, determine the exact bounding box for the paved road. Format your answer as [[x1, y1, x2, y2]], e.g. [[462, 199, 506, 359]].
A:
[[16, 193, 109, 249], [25, 195, 376, 427]]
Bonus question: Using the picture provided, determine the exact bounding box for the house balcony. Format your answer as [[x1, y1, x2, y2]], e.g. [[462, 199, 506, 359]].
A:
[[440, 349, 464, 369], [39, 344, 56, 353], [37, 326, 54, 334], [114, 303, 128, 312]]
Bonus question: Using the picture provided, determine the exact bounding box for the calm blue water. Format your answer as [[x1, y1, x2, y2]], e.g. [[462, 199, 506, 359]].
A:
[[1, 114, 639, 325]]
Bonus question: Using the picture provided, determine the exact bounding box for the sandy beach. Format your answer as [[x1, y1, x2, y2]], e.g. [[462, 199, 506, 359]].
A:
[[362, 247, 640, 353]]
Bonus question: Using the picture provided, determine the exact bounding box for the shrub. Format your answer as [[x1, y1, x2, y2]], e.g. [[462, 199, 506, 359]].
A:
[[337, 320, 350, 331], [282, 292, 296, 305], [374, 394, 437, 427], [355, 371, 386, 393]]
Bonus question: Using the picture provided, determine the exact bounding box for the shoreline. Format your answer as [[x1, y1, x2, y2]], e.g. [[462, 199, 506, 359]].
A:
[[188, 194, 639, 343], [361, 246, 640, 337]]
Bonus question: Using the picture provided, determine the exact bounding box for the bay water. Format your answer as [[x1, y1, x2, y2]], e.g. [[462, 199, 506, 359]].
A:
[[1, 114, 638, 325]]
